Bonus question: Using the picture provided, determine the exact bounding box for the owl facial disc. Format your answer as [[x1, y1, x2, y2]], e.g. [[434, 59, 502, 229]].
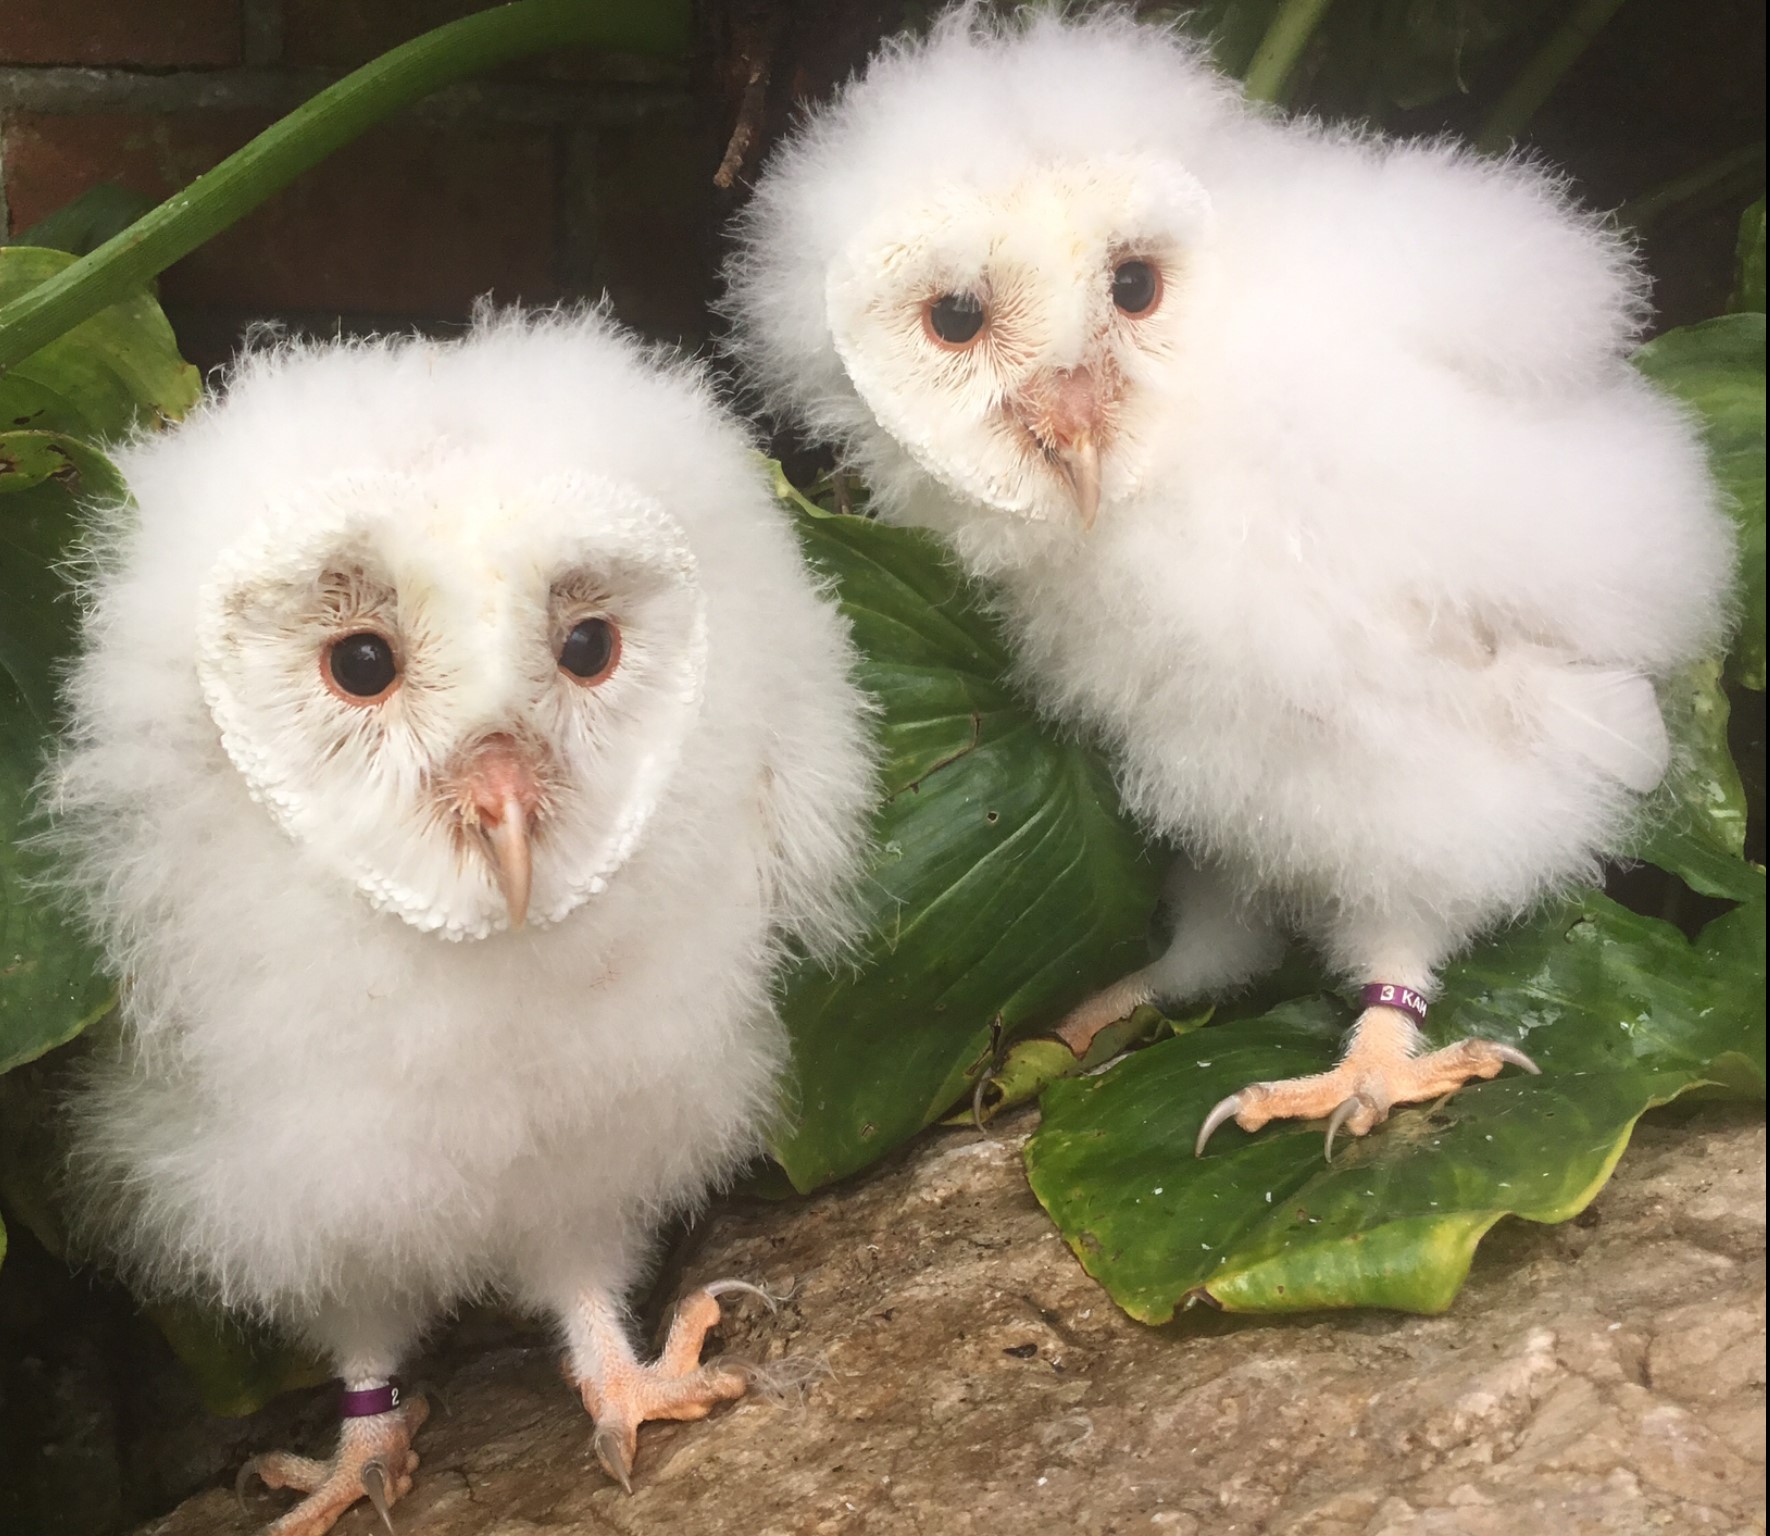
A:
[[196, 468, 707, 940], [825, 157, 1213, 529]]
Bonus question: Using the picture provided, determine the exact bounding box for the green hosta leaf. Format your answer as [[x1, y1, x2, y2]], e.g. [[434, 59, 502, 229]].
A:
[[963, 1002, 1210, 1126], [0, 433, 125, 723], [146, 1302, 328, 1420], [1634, 314, 1766, 691], [1025, 889, 1765, 1324], [0, 246, 200, 441], [774, 503, 1162, 1191], [0, 249, 196, 1096], [1636, 658, 1762, 902], [0, 436, 120, 1079], [1153, 0, 1282, 79], [16, 184, 156, 261], [1735, 197, 1766, 314]]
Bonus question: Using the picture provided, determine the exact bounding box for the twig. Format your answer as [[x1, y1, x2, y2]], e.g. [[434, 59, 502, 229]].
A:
[[715, 60, 771, 189]]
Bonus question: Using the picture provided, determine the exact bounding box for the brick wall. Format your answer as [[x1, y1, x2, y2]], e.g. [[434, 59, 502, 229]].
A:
[[0, 0, 716, 368]]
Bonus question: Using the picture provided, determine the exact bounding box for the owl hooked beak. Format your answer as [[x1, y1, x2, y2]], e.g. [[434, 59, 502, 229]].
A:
[[454, 735, 544, 928], [1015, 367, 1107, 529]]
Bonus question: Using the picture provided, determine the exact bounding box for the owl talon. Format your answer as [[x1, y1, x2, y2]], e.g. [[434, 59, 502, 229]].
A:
[[592, 1424, 635, 1495], [573, 1286, 754, 1494], [361, 1461, 396, 1535], [236, 1456, 265, 1514], [1323, 1095, 1366, 1162], [235, 1396, 427, 1536], [703, 1276, 787, 1311], [1491, 1043, 1542, 1075], [1194, 1092, 1245, 1157], [1196, 1009, 1540, 1156]]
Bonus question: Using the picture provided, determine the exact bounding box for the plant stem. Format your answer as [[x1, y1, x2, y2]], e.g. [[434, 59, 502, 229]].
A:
[[1617, 142, 1766, 233], [1243, 0, 1338, 105], [1475, 0, 1630, 154], [0, 0, 691, 375]]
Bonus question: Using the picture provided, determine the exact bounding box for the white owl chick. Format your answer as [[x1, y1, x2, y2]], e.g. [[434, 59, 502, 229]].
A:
[[47, 308, 874, 1533], [724, 10, 1735, 1158]]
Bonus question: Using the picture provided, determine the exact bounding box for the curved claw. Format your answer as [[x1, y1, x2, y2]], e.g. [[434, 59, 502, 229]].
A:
[[235, 1457, 263, 1515], [704, 1277, 790, 1311], [1195, 1093, 1244, 1157], [1492, 1043, 1542, 1075], [1323, 1095, 1365, 1163], [361, 1461, 397, 1536], [593, 1424, 635, 1495]]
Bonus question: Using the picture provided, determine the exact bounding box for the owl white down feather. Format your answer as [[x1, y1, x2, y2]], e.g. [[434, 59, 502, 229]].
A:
[[725, 9, 1736, 1154], [48, 308, 874, 1531]]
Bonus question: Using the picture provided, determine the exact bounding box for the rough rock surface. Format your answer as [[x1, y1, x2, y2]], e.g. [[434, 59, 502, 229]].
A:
[[140, 1105, 1766, 1536]]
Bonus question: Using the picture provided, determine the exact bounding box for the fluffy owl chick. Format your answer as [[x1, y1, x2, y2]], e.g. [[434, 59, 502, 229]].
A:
[[725, 10, 1735, 1157], [48, 308, 874, 1532]]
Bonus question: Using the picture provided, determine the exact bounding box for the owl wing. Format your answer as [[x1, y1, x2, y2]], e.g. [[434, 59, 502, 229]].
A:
[[1417, 606, 1670, 794], [1224, 132, 1647, 395]]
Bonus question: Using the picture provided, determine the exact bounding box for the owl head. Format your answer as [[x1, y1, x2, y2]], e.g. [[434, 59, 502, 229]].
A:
[[724, 9, 1239, 537], [195, 460, 706, 939], [74, 310, 844, 944]]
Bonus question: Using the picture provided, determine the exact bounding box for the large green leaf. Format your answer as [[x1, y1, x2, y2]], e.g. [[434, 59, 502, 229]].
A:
[[147, 1302, 329, 1419], [0, 245, 197, 1096], [0, 246, 200, 441], [1634, 314, 1767, 691], [1025, 889, 1765, 1324], [16, 186, 156, 262], [773, 501, 1162, 1191], [1735, 197, 1766, 315], [0, 433, 120, 1078], [1635, 657, 1763, 902]]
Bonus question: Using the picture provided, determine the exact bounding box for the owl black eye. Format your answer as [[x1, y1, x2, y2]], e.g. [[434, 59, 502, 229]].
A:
[[925, 292, 986, 348], [1111, 259, 1161, 317], [559, 617, 620, 684], [326, 632, 398, 700]]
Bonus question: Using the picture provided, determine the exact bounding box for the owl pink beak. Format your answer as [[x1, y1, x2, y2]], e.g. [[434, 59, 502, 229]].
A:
[[458, 735, 542, 928], [1017, 367, 1105, 530]]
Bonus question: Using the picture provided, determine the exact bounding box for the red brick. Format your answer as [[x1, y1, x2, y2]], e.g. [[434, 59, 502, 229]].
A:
[[0, 0, 240, 68], [3, 110, 560, 316]]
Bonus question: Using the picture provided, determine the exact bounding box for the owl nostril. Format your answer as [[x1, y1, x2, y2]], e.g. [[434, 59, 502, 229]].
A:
[[456, 735, 545, 828]]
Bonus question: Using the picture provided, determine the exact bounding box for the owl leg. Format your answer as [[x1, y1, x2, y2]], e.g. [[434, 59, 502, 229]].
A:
[[238, 1386, 428, 1536], [565, 1282, 755, 1493], [1048, 857, 1283, 1060], [1196, 916, 1538, 1158]]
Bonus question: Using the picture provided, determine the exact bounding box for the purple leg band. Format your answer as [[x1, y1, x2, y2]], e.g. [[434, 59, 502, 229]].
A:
[[340, 1381, 402, 1418], [1360, 982, 1429, 1025]]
